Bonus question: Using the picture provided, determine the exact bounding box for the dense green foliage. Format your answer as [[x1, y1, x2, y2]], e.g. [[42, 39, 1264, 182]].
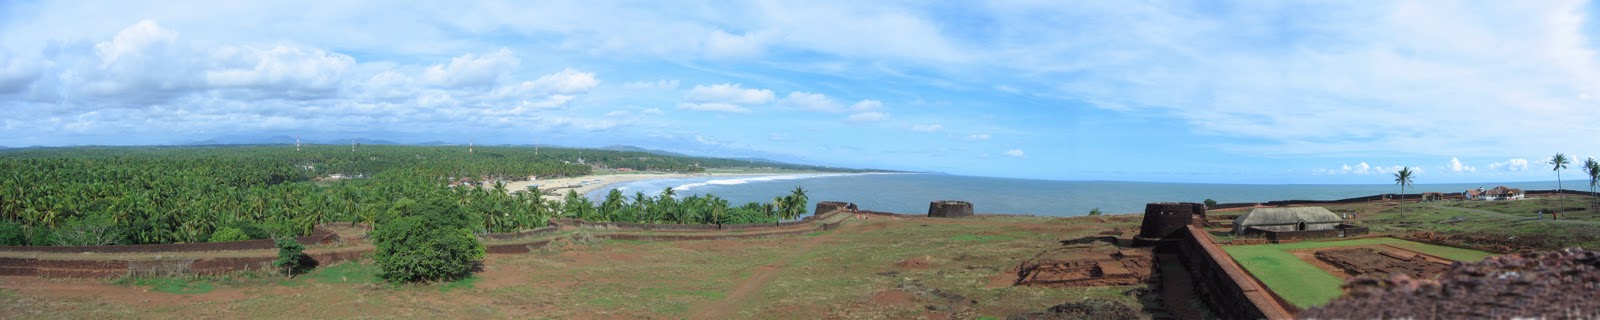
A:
[[274, 237, 307, 276], [372, 197, 485, 283], [566, 186, 811, 224], [208, 227, 250, 242], [0, 145, 850, 246]]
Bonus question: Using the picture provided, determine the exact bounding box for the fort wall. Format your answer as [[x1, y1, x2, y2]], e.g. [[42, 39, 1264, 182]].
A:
[[1174, 225, 1295, 319]]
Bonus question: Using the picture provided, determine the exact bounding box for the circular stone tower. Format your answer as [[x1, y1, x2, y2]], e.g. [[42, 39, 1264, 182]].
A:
[[927, 200, 975, 218]]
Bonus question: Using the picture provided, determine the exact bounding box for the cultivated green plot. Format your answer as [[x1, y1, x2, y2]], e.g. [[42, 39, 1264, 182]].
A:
[[1222, 237, 1494, 309]]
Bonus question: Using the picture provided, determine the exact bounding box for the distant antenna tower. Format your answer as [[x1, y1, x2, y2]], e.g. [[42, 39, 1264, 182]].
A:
[[295, 135, 301, 152], [351, 139, 356, 152], [469, 141, 475, 156]]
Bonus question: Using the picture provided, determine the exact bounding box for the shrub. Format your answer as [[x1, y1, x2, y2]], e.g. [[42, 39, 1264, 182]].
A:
[[1089, 208, 1103, 216], [372, 197, 485, 283], [209, 227, 250, 243], [1204, 199, 1219, 207], [274, 237, 306, 277], [0, 220, 24, 246]]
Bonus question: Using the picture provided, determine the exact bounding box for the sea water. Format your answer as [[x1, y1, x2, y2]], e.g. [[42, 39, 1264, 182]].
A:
[[588, 173, 1572, 217]]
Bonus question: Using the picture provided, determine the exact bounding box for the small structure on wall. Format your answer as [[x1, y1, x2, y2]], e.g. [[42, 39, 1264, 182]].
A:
[[1232, 207, 1343, 235], [814, 201, 857, 216], [1421, 192, 1444, 202], [927, 200, 974, 218]]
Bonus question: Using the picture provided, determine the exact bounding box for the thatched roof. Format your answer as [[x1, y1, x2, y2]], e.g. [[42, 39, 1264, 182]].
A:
[[1233, 207, 1343, 227]]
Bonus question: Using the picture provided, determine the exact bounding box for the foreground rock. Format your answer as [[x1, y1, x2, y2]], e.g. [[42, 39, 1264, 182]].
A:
[[1301, 248, 1600, 319], [1006, 299, 1139, 320]]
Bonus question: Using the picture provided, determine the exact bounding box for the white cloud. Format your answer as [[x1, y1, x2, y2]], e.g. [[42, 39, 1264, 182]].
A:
[[677, 102, 750, 113], [685, 83, 774, 105], [422, 48, 519, 88], [604, 110, 629, 117], [911, 124, 943, 132], [1003, 149, 1025, 157], [846, 111, 888, 122], [204, 45, 354, 93], [1489, 158, 1530, 171], [850, 99, 883, 111], [965, 133, 991, 141], [640, 108, 664, 115], [1317, 162, 1423, 175], [781, 92, 842, 112], [705, 29, 779, 59], [1448, 157, 1476, 173], [0, 50, 41, 94], [621, 79, 679, 90], [94, 20, 177, 66]]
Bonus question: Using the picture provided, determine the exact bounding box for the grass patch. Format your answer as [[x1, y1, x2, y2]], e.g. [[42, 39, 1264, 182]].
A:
[[950, 234, 1015, 242], [439, 275, 480, 292], [305, 262, 383, 284], [1223, 237, 1494, 309], [642, 287, 725, 300], [125, 278, 216, 294]]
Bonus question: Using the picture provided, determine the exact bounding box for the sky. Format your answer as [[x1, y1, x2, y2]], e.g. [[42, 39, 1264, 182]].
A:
[[2, 1, 1599, 184]]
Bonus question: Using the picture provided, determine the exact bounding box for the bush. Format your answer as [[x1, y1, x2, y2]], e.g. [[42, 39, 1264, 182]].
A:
[[274, 237, 306, 277], [0, 220, 25, 246], [1088, 208, 1103, 216], [209, 227, 251, 243], [372, 197, 484, 283], [1204, 199, 1219, 207]]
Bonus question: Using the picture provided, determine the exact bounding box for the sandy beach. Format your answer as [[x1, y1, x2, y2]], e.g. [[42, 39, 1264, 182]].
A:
[[503, 171, 788, 201]]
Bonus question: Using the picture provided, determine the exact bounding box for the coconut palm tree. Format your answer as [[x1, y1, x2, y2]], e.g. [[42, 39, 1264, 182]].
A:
[[1551, 153, 1570, 208], [1393, 167, 1414, 201], [1586, 158, 1600, 208]]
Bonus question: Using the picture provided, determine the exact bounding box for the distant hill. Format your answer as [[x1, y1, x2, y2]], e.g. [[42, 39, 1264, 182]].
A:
[[183, 135, 401, 146], [600, 145, 693, 157]]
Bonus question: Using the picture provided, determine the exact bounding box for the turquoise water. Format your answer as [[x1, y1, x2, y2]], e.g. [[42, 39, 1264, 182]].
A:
[[588, 173, 1572, 217]]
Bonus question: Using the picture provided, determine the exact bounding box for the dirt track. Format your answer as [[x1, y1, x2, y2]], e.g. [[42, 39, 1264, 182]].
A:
[[692, 226, 839, 318]]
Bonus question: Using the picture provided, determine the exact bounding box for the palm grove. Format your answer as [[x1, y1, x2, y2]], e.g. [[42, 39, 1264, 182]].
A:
[[0, 145, 839, 281]]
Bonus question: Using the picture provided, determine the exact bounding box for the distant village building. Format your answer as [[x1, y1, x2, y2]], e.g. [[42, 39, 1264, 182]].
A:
[[1421, 192, 1444, 202], [1481, 186, 1525, 201], [1232, 207, 1344, 235], [1463, 188, 1483, 200]]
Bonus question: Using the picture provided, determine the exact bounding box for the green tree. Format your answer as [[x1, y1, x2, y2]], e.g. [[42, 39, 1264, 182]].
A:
[[1088, 208, 1102, 216], [0, 220, 25, 246], [1393, 167, 1414, 201], [208, 226, 250, 242], [1551, 153, 1570, 208], [1203, 199, 1218, 207], [273, 237, 306, 277], [1586, 158, 1600, 206], [370, 197, 485, 283]]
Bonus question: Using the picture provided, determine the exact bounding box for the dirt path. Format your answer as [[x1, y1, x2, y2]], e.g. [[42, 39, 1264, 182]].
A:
[[1428, 205, 1600, 225], [691, 221, 841, 318]]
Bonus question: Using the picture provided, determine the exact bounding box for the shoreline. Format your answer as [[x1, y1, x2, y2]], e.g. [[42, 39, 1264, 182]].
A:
[[503, 171, 834, 201]]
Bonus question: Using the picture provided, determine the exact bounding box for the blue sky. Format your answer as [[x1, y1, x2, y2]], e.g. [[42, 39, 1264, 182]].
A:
[[1, 1, 1598, 184]]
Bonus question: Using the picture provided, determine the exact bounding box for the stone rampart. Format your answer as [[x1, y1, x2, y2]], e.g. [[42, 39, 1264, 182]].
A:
[[1175, 225, 1294, 319]]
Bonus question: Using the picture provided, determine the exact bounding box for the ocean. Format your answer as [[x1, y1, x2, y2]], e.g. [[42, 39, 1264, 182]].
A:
[[587, 173, 1577, 217]]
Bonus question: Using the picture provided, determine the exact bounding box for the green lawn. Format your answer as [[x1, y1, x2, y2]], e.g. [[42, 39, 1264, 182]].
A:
[[1222, 237, 1494, 309]]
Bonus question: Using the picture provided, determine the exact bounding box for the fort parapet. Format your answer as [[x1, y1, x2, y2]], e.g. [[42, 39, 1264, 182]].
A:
[[1135, 202, 1205, 245]]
